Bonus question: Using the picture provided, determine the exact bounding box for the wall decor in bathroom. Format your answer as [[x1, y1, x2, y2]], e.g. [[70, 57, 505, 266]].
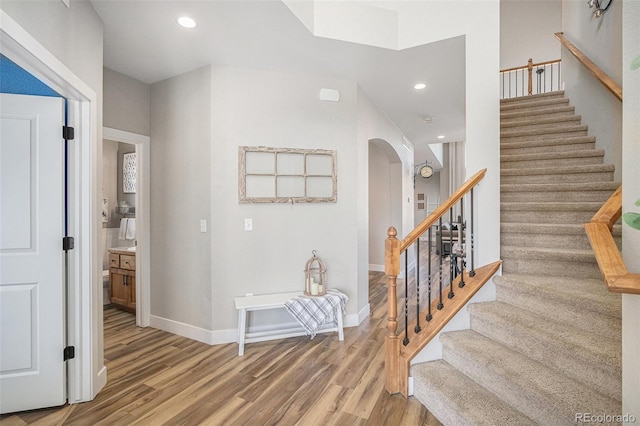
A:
[[122, 152, 137, 193], [238, 146, 337, 203], [102, 198, 109, 223]]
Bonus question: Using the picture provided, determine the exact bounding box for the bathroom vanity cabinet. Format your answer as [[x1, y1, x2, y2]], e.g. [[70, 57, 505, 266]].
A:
[[108, 248, 136, 312]]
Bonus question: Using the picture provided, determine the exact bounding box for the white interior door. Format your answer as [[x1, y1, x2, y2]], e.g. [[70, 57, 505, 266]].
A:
[[0, 93, 66, 414]]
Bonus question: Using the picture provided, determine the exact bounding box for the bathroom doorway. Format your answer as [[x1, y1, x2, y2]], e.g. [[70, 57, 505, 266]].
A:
[[102, 127, 150, 327]]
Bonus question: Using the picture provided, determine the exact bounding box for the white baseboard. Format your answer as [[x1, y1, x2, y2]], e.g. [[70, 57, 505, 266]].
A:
[[93, 365, 108, 400], [345, 303, 370, 327], [149, 315, 217, 345], [149, 305, 370, 347], [369, 264, 384, 272]]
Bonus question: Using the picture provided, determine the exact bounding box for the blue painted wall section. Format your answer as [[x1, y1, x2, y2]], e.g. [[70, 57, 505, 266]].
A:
[[0, 54, 60, 97]]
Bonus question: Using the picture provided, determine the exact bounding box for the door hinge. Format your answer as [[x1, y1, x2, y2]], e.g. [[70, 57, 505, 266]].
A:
[[62, 126, 75, 141], [63, 346, 75, 361], [62, 236, 74, 251]]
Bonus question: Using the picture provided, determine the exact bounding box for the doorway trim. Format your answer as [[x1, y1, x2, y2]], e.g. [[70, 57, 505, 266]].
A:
[[1, 10, 102, 402], [104, 127, 150, 327]]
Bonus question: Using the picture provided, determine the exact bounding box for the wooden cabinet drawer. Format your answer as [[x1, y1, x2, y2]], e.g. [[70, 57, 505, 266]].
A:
[[120, 255, 136, 270], [109, 253, 120, 268]]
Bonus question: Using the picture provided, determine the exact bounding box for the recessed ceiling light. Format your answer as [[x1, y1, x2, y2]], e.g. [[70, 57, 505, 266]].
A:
[[177, 16, 197, 29], [414, 83, 427, 90], [437, 135, 445, 139]]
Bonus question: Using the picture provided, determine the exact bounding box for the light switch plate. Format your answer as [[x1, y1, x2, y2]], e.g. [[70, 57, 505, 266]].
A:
[[200, 220, 207, 233], [244, 218, 253, 231]]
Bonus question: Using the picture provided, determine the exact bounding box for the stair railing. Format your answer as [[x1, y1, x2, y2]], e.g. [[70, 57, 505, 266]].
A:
[[384, 168, 502, 396], [585, 186, 640, 294], [500, 58, 561, 99], [555, 32, 622, 102]]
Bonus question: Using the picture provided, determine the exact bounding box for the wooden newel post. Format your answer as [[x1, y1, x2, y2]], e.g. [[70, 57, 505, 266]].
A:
[[384, 227, 401, 394], [527, 58, 534, 95]]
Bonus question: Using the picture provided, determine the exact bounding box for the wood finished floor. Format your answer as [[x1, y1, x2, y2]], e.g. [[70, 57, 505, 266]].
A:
[[1, 271, 442, 426]]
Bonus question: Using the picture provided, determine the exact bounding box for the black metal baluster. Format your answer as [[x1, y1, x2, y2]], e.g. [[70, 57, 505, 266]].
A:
[[403, 251, 409, 346], [448, 208, 455, 300], [438, 217, 444, 310], [415, 240, 421, 334], [459, 196, 466, 288], [469, 188, 476, 277], [426, 226, 433, 321]]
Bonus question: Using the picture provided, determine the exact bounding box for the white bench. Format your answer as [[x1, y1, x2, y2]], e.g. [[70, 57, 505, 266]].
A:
[[234, 292, 344, 356]]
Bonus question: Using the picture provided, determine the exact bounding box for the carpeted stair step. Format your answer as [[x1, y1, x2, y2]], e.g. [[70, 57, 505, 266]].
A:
[[500, 91, 566, 104], [501, 181, 620, 202], [468, 301, 621, 401], [500, 114, 582, 131], [500, 246, 600, 279], [500, 223, 622, 250], [412, 360, 536, 426], [493, 274, 621, 336], [501, 124, 588, 143], [501, 164, 614, 184], [440, 330, 621, 425], [501, 105, 576, 123], [501, 149, 604, 169], [501, 135, 596, 155], [501, 201, 602, 224], [500, 97, 570, 114]]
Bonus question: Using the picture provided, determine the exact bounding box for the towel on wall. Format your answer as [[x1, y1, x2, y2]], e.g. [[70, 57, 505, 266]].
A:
[[284, 289, 348, 338], [118, 218, 136, 240], [125, 218, 136, 240], [118, 218, 128, 240]]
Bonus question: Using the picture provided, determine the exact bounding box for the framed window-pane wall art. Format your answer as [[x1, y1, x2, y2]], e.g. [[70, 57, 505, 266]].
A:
[[239, 146, 337, 203]]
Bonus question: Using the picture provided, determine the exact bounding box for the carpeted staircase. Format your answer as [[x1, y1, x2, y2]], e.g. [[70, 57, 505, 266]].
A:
[[411, 91, 622, 425]]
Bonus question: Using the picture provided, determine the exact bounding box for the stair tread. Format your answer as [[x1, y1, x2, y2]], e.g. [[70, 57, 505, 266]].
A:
[[501, 149, 605, 162], [501, 164, 614, 176], [412, 360, 536, 426], [501, 105, 575, 121], [500, 91, 565, 104], [501, 124, 588, 138], [500, 115, 581, 129], [501, 222, 622, 235], [501, 201, 603, 211], [469, 301, 621, 374], [501, 135, 595, 150], [441, 330, 621, 423], [501, 181, 620, 192], [501, 245, 595, 260], [494, 273, 621, 318], [500, 97, 570, 112]]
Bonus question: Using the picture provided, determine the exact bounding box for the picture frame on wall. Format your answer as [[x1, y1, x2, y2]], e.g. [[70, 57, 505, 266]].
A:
[[123, 152, 137, 194]]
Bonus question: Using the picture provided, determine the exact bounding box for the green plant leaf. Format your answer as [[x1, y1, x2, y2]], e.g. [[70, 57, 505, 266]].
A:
[[623, 212, 640, 231], [635, 198, 640, 207], [632, 54, 640, 71]]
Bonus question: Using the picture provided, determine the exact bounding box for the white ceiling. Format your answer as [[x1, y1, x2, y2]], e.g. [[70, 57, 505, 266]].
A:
[[91, 0, 465, 170]]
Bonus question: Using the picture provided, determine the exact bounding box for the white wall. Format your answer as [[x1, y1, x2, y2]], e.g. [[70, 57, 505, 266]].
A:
[[356, 86, 414, 320], [561, 0, 623, 181], [150, 66, 213, 331], [501, 0, 562, 69], [415, 172, 441, 222], [103, 67, 150, 136], [210, 66, 362, 330], [395, 1, 501, 267], [621, 0, 640, 420], [368, 141, 402, 270]]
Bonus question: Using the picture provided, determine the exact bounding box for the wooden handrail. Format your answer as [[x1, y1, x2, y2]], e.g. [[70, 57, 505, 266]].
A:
[[555, 32, 622, 102], [585, 185, 640, 294], [400, 168, 486, 252]]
